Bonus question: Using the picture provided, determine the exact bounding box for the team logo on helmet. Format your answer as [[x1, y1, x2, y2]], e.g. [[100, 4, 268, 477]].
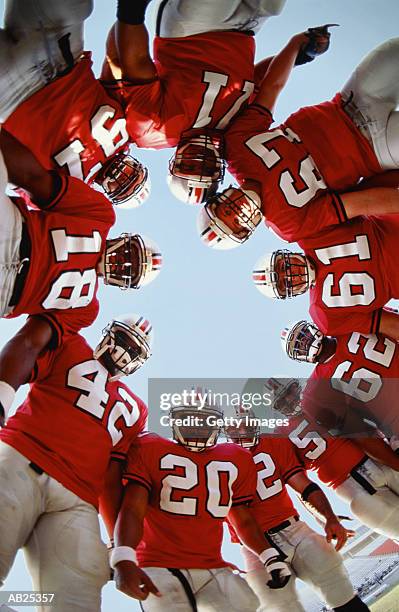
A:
[[103, 234, 162, 290], [282, 321, 325, 364], [253, 250, 314, 299], [96, 151, 150, 209]]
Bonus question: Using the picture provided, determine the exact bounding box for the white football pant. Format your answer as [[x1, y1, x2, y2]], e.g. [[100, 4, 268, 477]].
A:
[[0, 442, 110, 611], [335, 458, 399, 540], [154, 0, 287, 37], [243, 519, 355, 612], [341, 37, 399, 169], [0, 147, 24, 316], [140, 566, 259, 612], [0, 0, 93, 122]]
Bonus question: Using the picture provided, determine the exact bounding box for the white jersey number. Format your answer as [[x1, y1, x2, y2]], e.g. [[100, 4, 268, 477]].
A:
[[159, 454, 238, 518], [253, 452, 283, 500], [289, 419, 327, 460]]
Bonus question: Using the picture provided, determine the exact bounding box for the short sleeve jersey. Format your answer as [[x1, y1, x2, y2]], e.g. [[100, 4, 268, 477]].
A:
[[248, 436, 304, 531], [302, 332, 399, 437], [124, 434, 256, 568], [0, 333, 147, 507], [299, 215, 399, 335], [224, 105, 348, 243], [6, 176, 115, 346], [4, 55, 129, 182], [107, 31, 255, 149], [285, 416, 365, 489]]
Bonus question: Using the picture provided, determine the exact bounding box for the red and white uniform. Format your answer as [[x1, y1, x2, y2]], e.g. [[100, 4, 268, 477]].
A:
[[299, 215, 399, 335], [4, 54, 130, 183], [302, 332, 399, 438], [0, 333, 147, 507], [124, 433, 256, 568], [284, 416, 365, 489], [6, 176, 115, 346], [224, 95, 381, 243], [108, 32, 256, 150]]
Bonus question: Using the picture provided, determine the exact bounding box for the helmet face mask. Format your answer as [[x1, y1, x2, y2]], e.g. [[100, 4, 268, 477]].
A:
[[264, 378, 302, 417], [170, 404, 223, 452], [225, 415, 260, 448], [281, 321, 325, 364], [253, 250, 313, 300], [94, 315, 153, 380], [198, 186, 262, 249], [98, 152, 150, 208], [104, 234, 162, 290]]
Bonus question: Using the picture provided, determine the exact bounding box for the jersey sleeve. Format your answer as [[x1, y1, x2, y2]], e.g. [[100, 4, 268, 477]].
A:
[[111, 396, 148, 461], [278, 439, 304, 483], [39, 298, 99, 349], [232, 449, 257, 507], [124, 438, 152, 492], [310, 304, 383, 336]]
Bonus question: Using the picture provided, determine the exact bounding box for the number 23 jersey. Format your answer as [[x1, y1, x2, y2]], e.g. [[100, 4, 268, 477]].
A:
[[124, 433, 256, 568], [0, 333, 147, 507]]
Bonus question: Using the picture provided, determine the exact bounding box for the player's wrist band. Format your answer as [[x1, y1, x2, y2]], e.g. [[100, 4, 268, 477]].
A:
[[117, 0, 148, 25], [259, 548, 278, 565], [0, 381, 16, 421], [109, 546, 137, 569]]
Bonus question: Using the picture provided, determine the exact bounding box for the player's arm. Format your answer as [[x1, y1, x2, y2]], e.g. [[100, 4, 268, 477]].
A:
[[99, 459, 125, 538], [286, 472, 352, 551], [101, 1, 156, 83], [354, 438, 399, 471], [228, 505, 291, 589], [0, 129, 63, 208], [112, 482, 160, 600], [0, 316, 53, 425], [340, 186, 399, 219], [377, 308, 399, 342]]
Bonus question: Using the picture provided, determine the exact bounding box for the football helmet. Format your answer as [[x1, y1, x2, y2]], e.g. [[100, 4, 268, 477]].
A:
[[281, 320, 325, 364], [103, 234, 162, 290], [263, 378, 302, 417], [94, 313, 153, 380], [225, 407, 260, 448], [197, 186, 262, 249], [95, 150, 150, 209], [168, 130, 225, 205], [252, 250, 315, 299], [170, 390, 223, 452]]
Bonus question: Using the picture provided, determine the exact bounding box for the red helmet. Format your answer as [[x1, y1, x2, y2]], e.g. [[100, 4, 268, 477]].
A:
[[95, 150, 150, 209]]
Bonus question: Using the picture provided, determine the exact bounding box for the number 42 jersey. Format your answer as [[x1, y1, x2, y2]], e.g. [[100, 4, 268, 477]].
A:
[[124, 434, 256, 569]]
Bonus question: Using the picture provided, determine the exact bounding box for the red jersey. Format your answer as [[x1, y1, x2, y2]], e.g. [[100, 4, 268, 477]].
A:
[[285, 417, 365, 489], [299, 215, 399, 335], [124, 434, 256, 568], [302, 331, 399, 438], [249, 436, 304, 531], [0, 334, 147, 507], [4, 54, 129, 182], [6, 176, 115, 346], [108, 31, 255, 149]]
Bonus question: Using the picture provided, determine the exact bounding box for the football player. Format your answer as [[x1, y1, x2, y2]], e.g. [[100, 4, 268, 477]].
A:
[[281, 320, 399, 441], [252, 213, 399, 339], [103, 0, 292, 204], [107, 397, 293, 610], [0, 142, 161, 421], [197, 35, 399, 247], [225, 423, 369, 612], [1, 0, 150, 208], [0, 312, 151, 611]]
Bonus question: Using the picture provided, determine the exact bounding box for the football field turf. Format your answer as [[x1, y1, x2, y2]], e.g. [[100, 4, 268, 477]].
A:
[[371, 584, 399, 612]]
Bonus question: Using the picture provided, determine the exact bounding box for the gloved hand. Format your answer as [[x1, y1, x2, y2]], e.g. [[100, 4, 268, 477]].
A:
[[295, 24, 339, 66]]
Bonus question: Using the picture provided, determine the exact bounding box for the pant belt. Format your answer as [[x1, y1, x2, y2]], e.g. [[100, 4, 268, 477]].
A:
[[267, 515, 299, 534], [29, 461, 44, 475], [350, 458, 376, 495], [8, 222, 32, 308]]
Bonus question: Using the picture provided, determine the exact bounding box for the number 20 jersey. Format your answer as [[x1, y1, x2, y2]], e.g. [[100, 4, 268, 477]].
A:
[[0, 333, 147, 507], [124, 433, 256, 568], [224, 95, 381, 243], [299, 215, 399, 336], [6, 176, 115, 347]]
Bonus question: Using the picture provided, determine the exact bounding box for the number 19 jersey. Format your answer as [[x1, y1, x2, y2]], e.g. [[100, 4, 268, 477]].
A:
[[124, 434, 256, 568]]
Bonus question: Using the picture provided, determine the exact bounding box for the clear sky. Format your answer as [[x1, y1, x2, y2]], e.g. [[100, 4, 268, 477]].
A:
[[1, 1, 399, 610]]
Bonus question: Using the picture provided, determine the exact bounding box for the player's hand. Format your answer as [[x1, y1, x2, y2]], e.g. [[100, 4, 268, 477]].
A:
[[295, 24, 339, 66], [324, 517, 354, 551], [264, 555, 291, 589], [114, 560, 161, 601]]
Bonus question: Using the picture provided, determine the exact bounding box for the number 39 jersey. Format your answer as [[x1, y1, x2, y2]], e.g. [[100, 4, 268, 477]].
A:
[[6, 176, 115, 347], [0, 334, 147, 507], [247, 436, 304, 531], [4, 54, 129, 183], [108, 31, 255, 149], [302, 332, 399, 438], [299, 215, 399, 336], [124, 434, 256, 569]]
